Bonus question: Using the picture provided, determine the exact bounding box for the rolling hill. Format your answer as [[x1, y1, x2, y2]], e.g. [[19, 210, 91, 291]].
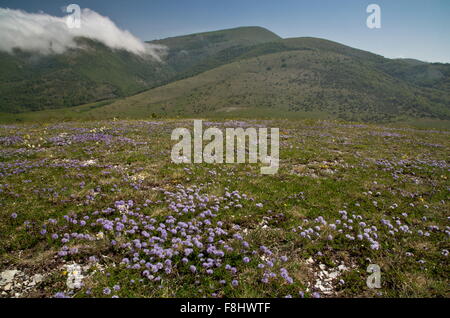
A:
[[22, 36, 447, 124], [0, 27, 280, 113], [0, 38, 171, 113], [0, 26, 449, 126], [150, 26, 281, 74]]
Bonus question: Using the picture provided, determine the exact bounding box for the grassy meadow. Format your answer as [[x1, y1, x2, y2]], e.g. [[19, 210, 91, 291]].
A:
[[0, 118, 448, 298]]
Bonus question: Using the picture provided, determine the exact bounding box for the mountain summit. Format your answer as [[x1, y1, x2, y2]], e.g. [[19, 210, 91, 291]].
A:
[[0, 26, 449, 124]]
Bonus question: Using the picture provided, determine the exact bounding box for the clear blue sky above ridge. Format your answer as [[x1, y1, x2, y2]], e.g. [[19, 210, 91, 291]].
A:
[[1, 0, 449, 63]]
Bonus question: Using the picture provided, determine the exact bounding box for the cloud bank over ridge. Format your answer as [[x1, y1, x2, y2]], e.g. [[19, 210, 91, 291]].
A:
[[0, 7, 166, 60]]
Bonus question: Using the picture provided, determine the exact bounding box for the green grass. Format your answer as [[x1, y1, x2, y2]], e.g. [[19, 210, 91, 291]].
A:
[[0, 118, 448, 298]]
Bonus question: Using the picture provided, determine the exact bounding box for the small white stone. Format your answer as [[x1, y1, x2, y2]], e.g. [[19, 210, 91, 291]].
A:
[[32, 274, 44, 284], [0, 270, 20, 285], [328, 271, 340, 279], [338, 265, 348, 271]]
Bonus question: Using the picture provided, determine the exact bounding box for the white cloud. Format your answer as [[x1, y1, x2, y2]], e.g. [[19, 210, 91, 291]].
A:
[[0, 7, 166, 60]]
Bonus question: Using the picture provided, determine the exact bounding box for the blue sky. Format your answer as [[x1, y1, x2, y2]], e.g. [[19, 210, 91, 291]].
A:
[[1, 0, 449, 63]]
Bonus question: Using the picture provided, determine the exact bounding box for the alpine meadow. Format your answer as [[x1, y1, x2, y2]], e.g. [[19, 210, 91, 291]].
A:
[[0, 2, 448, 302]]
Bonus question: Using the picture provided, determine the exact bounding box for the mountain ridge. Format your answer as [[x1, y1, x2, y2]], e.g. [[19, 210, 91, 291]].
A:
[[78, 41, 449, 123], [0, 26, 449, 126], [0, 27, 281, 113]]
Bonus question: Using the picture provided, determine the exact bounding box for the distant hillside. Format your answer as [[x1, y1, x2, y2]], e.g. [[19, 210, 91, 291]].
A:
[[150, 26, 281, 74], [379, 59, 450, 92], [0, 27, 280, 113], [0, 38, 171, 113], [67, 37, 450, 123], [0, 26, 449, 125]]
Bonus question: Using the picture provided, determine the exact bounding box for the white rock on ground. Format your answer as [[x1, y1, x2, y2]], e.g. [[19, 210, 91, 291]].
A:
[[314, 263, 349, 295], [0, 270, 21, 286]]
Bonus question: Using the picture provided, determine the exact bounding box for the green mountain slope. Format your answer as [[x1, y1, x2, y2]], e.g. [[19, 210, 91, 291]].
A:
[[0, 27, 449, 125], [379, 59, 450, 91], [0, 38, 171, 113], [150, 26, 281, 73], [71, 37, 450, 123], [0, 27, 280, 113]]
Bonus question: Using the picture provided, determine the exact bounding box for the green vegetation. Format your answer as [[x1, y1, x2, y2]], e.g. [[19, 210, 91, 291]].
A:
[[0, 27, 280, 114], [0, 119, 448, 297], [0, 38, 173, 113], [1, 26, 449, 127], [150, 26, 281, 74]]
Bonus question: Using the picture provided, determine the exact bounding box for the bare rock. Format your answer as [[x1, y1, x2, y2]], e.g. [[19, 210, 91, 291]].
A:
[[31, 274, 44, 285], [0, 270, 21, 286]]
